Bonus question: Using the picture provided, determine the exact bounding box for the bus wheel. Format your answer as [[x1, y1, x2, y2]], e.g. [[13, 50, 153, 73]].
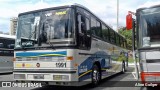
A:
[[122, 61, 126, 73], [91, 64, 101, 86]]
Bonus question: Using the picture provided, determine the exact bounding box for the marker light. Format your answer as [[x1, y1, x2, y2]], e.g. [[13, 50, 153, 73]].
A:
[[66, 56, 73, 61]]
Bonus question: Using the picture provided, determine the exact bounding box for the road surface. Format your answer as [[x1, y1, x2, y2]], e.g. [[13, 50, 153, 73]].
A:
[[0, 67, 159, 90]]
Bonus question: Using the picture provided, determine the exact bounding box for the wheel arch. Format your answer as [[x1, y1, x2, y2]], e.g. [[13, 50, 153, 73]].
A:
[[93, 61, 101, 75]]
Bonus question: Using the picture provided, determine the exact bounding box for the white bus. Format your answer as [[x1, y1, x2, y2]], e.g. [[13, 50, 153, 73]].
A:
[[13, 4, 128, 86], [127, 5, 160, 84], [0, 34, 15, 73]]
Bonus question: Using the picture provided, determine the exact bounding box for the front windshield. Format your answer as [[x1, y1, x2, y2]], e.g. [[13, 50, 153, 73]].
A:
[[138, 7, 160, 47], [15, 8, 74, 49]]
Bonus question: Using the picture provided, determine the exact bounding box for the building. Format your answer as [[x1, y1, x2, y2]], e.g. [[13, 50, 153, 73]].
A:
[[10, 17, 18, 35], [0, 31, 3, 34]]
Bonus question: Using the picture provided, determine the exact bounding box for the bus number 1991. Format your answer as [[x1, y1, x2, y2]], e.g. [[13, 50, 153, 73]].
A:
[[55, 62, 66, 68]]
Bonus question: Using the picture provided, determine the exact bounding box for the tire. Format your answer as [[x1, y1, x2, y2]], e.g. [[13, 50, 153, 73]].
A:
[[91, 64, 101, 86], [122, 61, 126, 73]]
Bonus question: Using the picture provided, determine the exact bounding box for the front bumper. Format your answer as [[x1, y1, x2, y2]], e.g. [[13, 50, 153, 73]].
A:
[[141, 72, 160, 83]]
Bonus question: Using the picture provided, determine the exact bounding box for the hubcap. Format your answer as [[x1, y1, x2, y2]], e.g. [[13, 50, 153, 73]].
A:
[[93, 69, 99, 83], [123, 67, 125, 72], [122, 63, 125, 72]]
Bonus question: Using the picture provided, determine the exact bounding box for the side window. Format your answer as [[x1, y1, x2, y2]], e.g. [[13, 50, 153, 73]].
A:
[[91, 17, 101, 37], [78, 13, 90, 34], [8, 44, 15, 49], [110, 30, 115, 43], [116, 34, 120, 46], [96, 21, 101, 37], [123, 39, 127, 48], [91, 17, 96, 35], [120, 37, 124, 47], [102, 24, 109, 41], [125, 40, 127, 48], [86, 18, 90, 34], [0, 43, 4, 48], [78, 14, 83, 33]]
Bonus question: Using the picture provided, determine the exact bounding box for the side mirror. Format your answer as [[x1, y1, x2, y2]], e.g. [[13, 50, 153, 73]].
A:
[[126, 13, 133, 30]]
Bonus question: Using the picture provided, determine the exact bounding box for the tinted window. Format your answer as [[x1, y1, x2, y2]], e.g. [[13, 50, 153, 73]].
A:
[[0, 43, 4, 48], [123, 39, 126, 48], [96, 21, 101, 37], [116, 34, 120, 46], [120, 37, 124, 47], [91, 17, 97, 35], [91, 17, 101, 37], [102, 24, 109, 41], [110, 30, 115, 43], [86, 18, 90, 34], [0, 38, 14, 56], [140, 9, 160, 42], [8, 44, 15, 49]]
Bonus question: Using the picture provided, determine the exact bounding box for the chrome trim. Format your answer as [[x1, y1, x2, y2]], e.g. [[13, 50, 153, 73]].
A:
[[13, 69, 77, 73]]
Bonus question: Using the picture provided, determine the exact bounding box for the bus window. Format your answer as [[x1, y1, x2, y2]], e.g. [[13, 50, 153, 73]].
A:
[[91, 17, 97, 35], [77, 13, 91, 49], [123, 39, 126, 48], [116, 34, 120, 46], [0, 43, 4, 48], [96, 21, 101, 37], [110, 30, 115, 44], [120, 37, 124, 47], [91, 17, 102, 37], [86, 18, 91, 35], [8, 44, 15, 49], [102, 24, 109, 41]]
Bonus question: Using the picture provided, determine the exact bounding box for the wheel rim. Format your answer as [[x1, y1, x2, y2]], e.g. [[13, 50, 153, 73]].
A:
[[122, 67, 125, 72], [93, 68, 100, 84], [122, 63, 125, 72]]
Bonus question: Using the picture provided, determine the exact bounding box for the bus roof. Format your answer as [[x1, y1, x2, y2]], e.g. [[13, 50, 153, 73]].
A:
[[137, 4, 160, 13], [0, 34, 16, 39], [18, 3, 88, 16]]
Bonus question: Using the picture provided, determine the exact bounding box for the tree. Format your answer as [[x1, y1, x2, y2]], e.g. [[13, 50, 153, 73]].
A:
[[118, 27, 132, 50]]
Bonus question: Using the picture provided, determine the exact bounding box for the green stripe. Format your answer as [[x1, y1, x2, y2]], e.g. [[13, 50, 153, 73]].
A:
[[39, 54, 66, 57]]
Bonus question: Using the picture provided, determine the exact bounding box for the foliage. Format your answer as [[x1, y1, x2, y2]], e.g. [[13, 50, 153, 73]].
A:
[[118, 27, 132, 50], [117, 53, 127, 62]]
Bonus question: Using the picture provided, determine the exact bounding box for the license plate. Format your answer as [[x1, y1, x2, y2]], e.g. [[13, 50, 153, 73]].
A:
[[34, 75, 44, 79], [53, 75, 62, 80]]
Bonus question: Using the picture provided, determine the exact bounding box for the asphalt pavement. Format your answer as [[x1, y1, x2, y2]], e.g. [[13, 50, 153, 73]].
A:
[[0, 66, 159, 90]]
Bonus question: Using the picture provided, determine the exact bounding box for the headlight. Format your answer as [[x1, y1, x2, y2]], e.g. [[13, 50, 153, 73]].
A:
[[143, 37, 150, 47], [14, 74, 26, 79]]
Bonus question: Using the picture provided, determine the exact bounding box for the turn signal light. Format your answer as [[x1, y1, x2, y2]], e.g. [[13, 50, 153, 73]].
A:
[[12, 58, 16, 62], [66, 56, 73, 61]]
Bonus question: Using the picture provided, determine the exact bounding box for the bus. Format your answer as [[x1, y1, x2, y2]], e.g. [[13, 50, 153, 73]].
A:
[[0, 34, 15, 73], [126, 5, 160, 83], [13, 4, 128, 86]]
